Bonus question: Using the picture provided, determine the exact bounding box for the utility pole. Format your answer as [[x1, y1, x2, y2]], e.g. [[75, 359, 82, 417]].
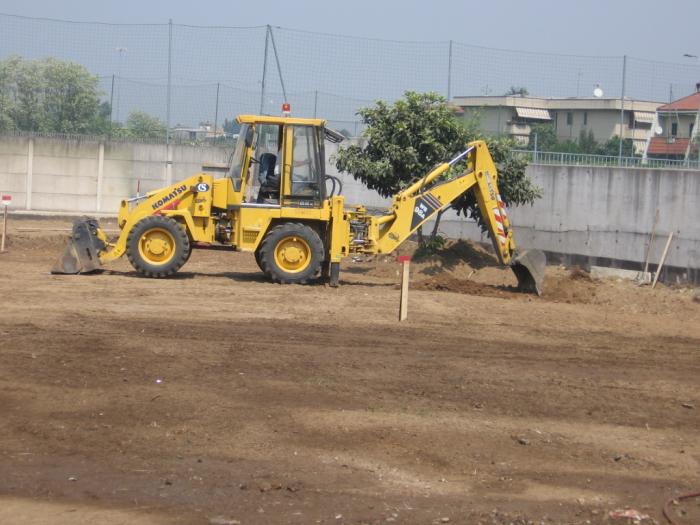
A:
[[109, 74, 115, 134], [268, 26, 287, 103], [618, 55, 627, 164], [447, 40, 453, 101], [259, 26, 270, 114], [114, 47, 128, 123], [313, 90, 318, 118], [213, 82, 220, 139], [166, 19, 173, 144]]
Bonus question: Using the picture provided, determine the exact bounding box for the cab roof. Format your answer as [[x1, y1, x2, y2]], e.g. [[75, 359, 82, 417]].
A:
[[236, 114, 326, 127]]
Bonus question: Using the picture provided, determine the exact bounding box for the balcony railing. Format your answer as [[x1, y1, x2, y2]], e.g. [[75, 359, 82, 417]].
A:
[[512, 149, 700, 170]]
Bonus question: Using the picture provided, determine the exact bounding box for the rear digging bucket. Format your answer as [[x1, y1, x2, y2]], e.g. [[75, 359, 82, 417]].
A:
[[51, 218, 106, 274], [511, 249, 546, 295]]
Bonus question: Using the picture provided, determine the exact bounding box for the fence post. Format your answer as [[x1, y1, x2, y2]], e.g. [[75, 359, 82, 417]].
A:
[[214, 82, 220, 138], [109, 74, 115, 134], [447, 40, 453, 101], [96, 142, 104, 212], [533, 132, 538, 163], [260, 26, 270, 114], [618, 54, 627, 165], [166, 18, 173, 144]]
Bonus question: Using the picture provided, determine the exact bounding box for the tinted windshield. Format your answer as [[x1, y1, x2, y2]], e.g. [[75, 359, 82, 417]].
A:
[[227, 123, 249, 190]]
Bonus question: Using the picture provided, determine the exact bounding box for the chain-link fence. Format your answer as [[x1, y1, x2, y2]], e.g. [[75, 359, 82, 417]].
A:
[[2, 12, 700, 141]]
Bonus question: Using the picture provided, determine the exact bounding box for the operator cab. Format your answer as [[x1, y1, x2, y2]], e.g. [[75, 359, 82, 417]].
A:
[[226, 115, 345, 209]]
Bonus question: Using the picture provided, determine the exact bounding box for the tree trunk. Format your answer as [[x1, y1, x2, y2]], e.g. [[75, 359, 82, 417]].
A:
[[416, 225, 424, 244], [430, 209, 445, 240]]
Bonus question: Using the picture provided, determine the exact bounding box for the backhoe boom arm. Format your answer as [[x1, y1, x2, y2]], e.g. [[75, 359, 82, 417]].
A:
[[337, 140, 544, 294], [367, 141, 516, 265]]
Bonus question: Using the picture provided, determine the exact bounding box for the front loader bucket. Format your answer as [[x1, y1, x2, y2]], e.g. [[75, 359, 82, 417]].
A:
[[51, 218, 106, 274], [511, 250, 546, 295]]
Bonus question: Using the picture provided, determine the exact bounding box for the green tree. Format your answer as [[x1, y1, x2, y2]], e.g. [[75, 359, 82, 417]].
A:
[[334, 91, 541, 245], [578, 129, 597, 154], [597, 135, 636, 157], [116, 110, 167, 139], [0, 55, 107, 134], [527, 122, 558, 151]]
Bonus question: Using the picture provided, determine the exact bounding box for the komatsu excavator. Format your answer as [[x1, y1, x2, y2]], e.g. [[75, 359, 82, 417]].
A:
[[53, 114, 545, 293]]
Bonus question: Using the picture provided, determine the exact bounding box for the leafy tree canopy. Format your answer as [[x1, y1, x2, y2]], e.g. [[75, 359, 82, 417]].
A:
[[113, 110, 167, 139], [334, 91, 541, 239], [0, 55, 107, 134]]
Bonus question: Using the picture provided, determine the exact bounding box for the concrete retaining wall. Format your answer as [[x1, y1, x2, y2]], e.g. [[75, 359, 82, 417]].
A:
[[502, 165, 699, 282], [1, 136, 698, 282], [0, 135, 230, 213]]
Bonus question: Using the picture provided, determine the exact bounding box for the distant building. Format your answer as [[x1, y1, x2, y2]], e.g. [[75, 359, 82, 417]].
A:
[[171, 122, 225, 142], [451, 95, 662, 153], [645, 84, 700, 162]]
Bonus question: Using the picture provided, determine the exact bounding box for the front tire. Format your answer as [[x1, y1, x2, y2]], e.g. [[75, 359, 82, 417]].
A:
[[126, 216, 191, 278], [258, 223, 324, 284]]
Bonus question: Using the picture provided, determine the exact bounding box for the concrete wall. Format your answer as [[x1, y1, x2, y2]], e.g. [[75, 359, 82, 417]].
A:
[[1, 136, 699, 282], [503, 164, 700, 282], [0, 135, 230, 213]]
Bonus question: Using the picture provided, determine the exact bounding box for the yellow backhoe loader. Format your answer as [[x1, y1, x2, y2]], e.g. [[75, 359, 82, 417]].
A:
[[52, 114, 545, 293]]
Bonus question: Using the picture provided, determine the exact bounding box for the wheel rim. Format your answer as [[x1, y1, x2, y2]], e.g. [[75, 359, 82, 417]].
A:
[[274, 236, 311, 273], [138, 227, 176, 265]]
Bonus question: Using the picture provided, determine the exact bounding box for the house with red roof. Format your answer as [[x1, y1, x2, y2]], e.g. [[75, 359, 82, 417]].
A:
[[644, 84, 700, 162]]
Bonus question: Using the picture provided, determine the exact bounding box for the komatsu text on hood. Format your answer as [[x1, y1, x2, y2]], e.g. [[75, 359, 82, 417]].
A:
[[152, 185, 187, 211]]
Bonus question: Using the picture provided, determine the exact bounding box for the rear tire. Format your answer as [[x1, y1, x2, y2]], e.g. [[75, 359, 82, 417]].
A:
[[254, 249, 263, 272], [258, 223, 324, 284], [126, 216, 191, 278]]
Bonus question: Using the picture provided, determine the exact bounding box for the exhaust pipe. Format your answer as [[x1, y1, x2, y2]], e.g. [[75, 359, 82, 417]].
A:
[[511, 249, 546, 295], [51, 218, 106, 274]]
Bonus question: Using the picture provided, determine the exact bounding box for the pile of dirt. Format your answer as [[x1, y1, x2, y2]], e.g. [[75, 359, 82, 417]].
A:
[[358, 241, 610, 305], [412, 273, 517, 298], [413, 264, 603, 305], [353, 239, 505, 283], [540, 269, 598, 304]]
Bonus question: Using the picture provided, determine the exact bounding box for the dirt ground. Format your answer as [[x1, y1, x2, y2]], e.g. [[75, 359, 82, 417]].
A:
[[1, 216, 699, 525]]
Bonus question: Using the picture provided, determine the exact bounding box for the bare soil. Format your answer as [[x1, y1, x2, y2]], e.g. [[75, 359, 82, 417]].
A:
[[1, 217, 699, 525]]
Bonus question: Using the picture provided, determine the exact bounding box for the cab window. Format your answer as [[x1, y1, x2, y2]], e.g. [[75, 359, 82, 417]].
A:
[[284, 125, 322, 205], [227, 124, 251, 191], [247, 124, 283, 203]]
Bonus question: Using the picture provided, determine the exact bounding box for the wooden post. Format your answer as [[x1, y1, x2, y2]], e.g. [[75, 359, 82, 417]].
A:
[[651, 232, 674, 289], [398, 255, 410, 321], [642, 208, 659, 275], [1, 201, 8, 253]]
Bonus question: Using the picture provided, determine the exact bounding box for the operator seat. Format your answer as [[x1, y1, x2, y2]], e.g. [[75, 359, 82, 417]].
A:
[[257, 152, 280, 203]]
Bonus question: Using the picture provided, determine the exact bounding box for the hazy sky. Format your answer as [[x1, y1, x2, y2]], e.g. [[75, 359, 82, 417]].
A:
[[5, 0, 700, 63], [3, 1, 699, 127]]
